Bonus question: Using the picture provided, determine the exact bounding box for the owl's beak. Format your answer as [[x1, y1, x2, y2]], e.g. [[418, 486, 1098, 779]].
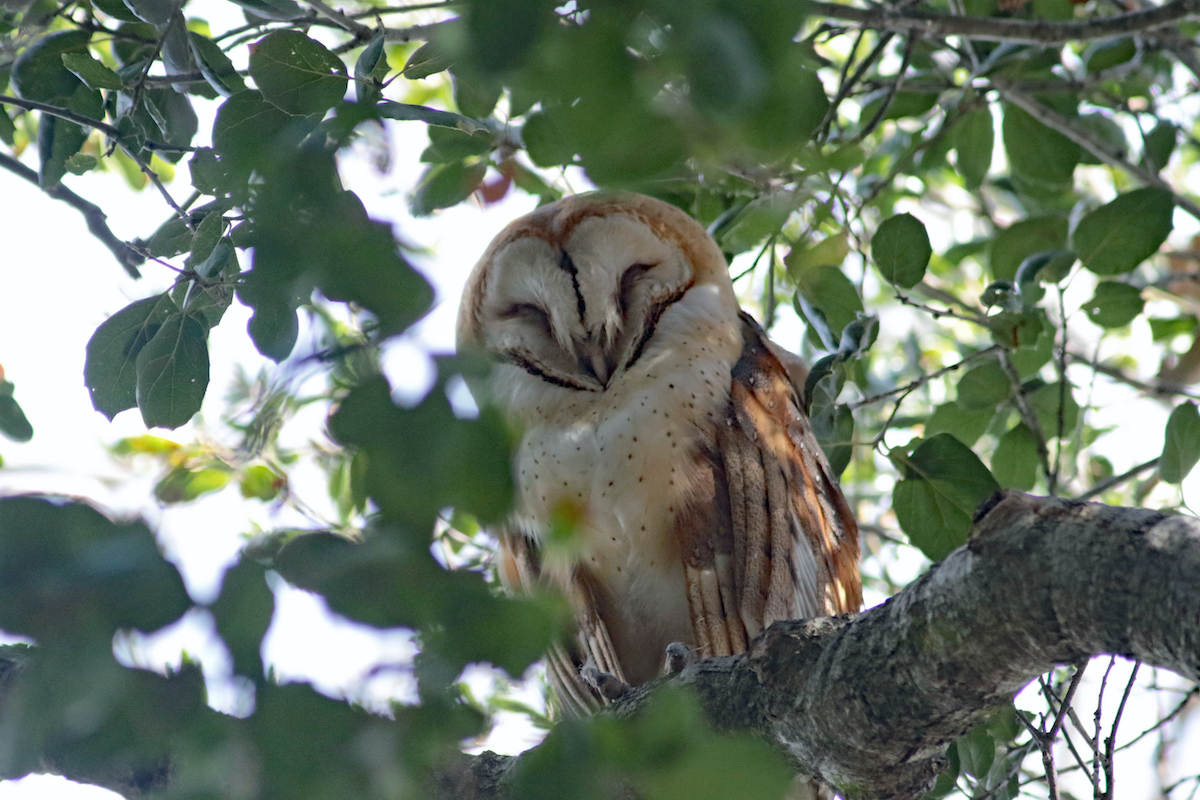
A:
[[578, 338, 616, 388]]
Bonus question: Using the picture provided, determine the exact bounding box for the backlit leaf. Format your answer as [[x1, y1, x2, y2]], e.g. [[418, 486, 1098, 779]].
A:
[[892, 434, 1000, 561], [1073, 188, 1174, 276], [872, 213, 931, 289], [85, 294, 176, 420], [249, 30, 347, 116], [1082, 281, 1143, 328], [1160, 401, 1200, 483], [135, 312, 210, 429]]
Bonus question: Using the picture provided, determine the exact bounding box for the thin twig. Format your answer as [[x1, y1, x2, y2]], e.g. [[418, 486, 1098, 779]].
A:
[[894, 291, 988, 325], [1102, 662, 1141, 799], [817, 28, 889, 141], [1094, 656, 1117, 794], [298, 0, 373, 37], [1077, 457, 1161, 501], [0, 94, 193, 152], [856, 33, 917, 142], [802, 0, 1200, 44], [1065, 351, 1200, 401], [0, 151, 143, 276], [851, 344, 1003, 409]]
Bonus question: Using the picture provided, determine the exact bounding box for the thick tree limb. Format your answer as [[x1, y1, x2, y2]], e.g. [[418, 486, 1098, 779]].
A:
[[434, 492, 1200, 800], [803, 0, 1200, 44]]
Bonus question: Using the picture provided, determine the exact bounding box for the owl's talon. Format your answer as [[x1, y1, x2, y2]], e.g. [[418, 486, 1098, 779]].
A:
[[664, 642, 696, 675], [581, 656, 629, 700]]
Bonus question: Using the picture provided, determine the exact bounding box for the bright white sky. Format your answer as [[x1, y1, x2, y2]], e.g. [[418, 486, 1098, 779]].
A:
[[2, 66, 1199, 800]]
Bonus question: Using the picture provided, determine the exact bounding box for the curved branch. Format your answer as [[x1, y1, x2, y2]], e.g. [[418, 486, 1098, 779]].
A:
[[993, 82, 1200, 223], [804, 0, 1200, 44], [0, 151, 144, 277], [437, 492, 1200, 799]]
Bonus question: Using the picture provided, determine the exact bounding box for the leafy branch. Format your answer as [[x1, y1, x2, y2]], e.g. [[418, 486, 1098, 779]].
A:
[[803, 0, 1200, 44]]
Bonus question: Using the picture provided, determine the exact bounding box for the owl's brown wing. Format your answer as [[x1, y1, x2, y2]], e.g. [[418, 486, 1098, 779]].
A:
[[497, 528, 620, 716], [677, 312, 862, 658]]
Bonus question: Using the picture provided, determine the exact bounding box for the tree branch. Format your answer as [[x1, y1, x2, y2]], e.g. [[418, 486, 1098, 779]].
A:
[[802, 0, 1200, 44], [0, 151, 144, 277], [432, 492, 1200, 800], [6, 494, 1198, 800], [993, 82, 1200, 223]]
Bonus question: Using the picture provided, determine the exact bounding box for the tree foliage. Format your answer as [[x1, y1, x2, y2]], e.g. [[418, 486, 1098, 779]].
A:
[[2, 0, 1200, 797]]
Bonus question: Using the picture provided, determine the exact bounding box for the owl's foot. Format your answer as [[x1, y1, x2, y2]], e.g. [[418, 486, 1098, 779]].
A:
[[663, 642, 696, 674], [580, 656, 629, 701]]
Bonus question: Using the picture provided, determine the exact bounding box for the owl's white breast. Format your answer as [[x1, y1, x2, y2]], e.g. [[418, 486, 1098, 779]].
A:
[[494, 285, 743, 680]]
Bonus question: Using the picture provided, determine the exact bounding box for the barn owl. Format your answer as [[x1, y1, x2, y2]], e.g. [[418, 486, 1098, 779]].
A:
[[457, 191, 861, 713]]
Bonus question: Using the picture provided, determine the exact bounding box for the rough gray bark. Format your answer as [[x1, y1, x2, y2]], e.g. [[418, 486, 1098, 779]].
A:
[[431, 491, 1200, 799]]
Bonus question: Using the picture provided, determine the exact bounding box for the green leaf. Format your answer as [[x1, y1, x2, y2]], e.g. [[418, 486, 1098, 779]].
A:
[[1075, 112, 1128, 165], [1142, 122, 1178, 171], [872, 213, 931, 289], [11, 29, 91, 102], [0, 381, 33, 442], [989, 215, 1068, 282], [403, 38, 454, 79], [211, 559, 274, 679], [376, 100, 487, 132], [1027, 381, 1079, 439], [0, 496, 191, 642], [143, 215, 194, 258], [422, 125, 494, 162], [354, 31, 387, 105], [188, 147, 240, 197], [154, 465, 231, 503], [189, 32, 246, 97], [892, 433, 1000, 561], [184, 241, 239, 329], [794, 266, 863, 344], [61, 52, 123, 90], [121, 0, 173, 25], [227, 0, 305, 21], [64, 152, 98, 174], [134, 312, 210, 429], [186, 211, 225, 267], [212, 89, 303, 166], [464, 0, 553, 72], [860, 89, 937, 126], [1160, 401, 1200, 483], [240, 464, 285, 501], [328, 374, 513, 524], [1072, 188, 1174, 276], [451, 69, 502, 119], [1084, 37, 1136, 73], [1148, 315, 1197, 342], [410, 159, 487, 216], [719, 194, 794, 255], [249, 30, 348, 116], [1002, 103, 1079, 196], [992, 423, 1040, 490], [955, 360, 1009, 411], [954, 106, 993, 189], [785, 231, 849, 275], [957, 724, 996, 780], [84, 294, 176, 420], [245, 151, 434, 350], [37, 115, 87, 189], [925, 402, 993, 447], [1082, 281, 1144, 328]]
